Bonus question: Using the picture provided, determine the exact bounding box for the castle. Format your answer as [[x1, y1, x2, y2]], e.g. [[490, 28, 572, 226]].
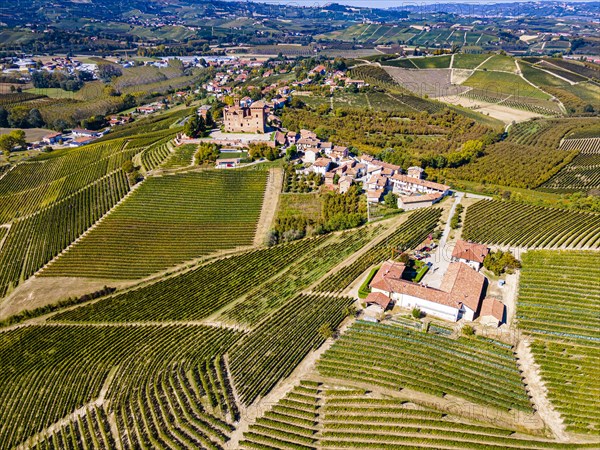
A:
[[223, 100, 267, 133]]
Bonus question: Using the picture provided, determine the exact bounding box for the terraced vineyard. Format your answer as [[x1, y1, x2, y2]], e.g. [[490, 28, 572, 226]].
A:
[[140, 138, 174, 171], [517, 250, 600, 435], [462, 200, 600, 248], [0, 324, 240, 450], [242, 383, 598, 450], [0, 170, 130, 296], [317, 321, 532, 413], [229, 293, 354, 406], [41, 170, 268, 279]]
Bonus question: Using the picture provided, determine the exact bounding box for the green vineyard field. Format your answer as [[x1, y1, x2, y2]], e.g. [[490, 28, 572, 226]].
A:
[[41, 170, 268, 279], [51, 236, 328, 322], [517, 250, 600, 435], [229, 293, 354, 406], [462, 200, 600, 248], [0, 324, 240, 450], [0, 170, 130, 296], [0, 139, 136, 223], [317, 321, 532, 413], [242, 383, 594, 449]]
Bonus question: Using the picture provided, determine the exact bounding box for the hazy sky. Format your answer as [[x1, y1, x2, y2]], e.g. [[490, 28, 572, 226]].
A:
[[240, 0, 593, 7]]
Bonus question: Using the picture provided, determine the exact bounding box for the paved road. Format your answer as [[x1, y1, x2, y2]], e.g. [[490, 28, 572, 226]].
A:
[[422, 193, 463, 289]]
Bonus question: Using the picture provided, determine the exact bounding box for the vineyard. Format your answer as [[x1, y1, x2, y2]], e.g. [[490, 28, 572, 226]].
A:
[[0, 170, 130, 296], [517, 250, 600, 435], [229, 293, 354, 406], [0, 139, 136, 223], [538, 136, 600, 192], [0, 324, 240, 450], [459, 88, 560, 115], [317, 320, 533, 413], [219, 225, 383, 327], [462, 200, 600, 248], [314, 207, 442, 293], [140, 138, 174, 171], [51, 236, 329, 322], [162, 143, 197, 169], [241, 383, 593, 450], [41, 170, 268, 279]]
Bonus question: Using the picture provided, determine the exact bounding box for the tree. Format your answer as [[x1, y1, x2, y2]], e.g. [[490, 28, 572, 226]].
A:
[[27, 109, 45, 128], [0, 107, 8, 127], [184, 114, 206, 138], [411, 307, 421, 319], [0, 135, 14, 157], [462, 325, 475, 336], [97, 64, 122, 82], [8, 106, 30, 128], [122, 160, 134, 173], [484, 250, 521, 276], [318, 323, 334, 340], [384, 192, 398, 209], [0, 129, 26, 157], [194, 143, 220, 165]]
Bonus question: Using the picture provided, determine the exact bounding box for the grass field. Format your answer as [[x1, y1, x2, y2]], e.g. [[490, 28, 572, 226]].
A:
[[41, 170, 268, 279]]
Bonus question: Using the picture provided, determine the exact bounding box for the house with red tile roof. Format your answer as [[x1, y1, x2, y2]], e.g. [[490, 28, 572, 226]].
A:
[[479, 297, 505, 326], [369, 260, 486, 322], [451, 240, 490, 271]]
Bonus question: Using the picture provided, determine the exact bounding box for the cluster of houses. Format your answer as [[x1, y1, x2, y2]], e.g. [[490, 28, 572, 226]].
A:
[[365, 240, 505, 326], [287, 132, 450, 209], [1, 56, 97, 75], [40, 128, 111, 148]]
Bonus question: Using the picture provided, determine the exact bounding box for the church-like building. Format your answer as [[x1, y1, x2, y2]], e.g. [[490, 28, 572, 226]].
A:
[[223, 100, 267, 133]]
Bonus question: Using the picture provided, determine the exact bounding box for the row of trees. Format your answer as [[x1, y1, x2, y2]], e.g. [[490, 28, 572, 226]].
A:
[[32, 70, 92, 92], [0, 106, 44, 129]]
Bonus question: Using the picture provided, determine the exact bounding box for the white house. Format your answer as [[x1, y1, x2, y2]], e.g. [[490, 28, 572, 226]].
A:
[[398, 192, 444, 211], [369, 260, 485, 322], [390, 174, 450, 197], [451, 240, 490, 271], [312, 157, 332, 175]]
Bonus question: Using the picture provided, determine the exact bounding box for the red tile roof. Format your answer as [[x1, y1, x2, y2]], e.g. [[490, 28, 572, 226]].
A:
[[480, 297, 505, 322], [440, 262, 486, 312], [372, 261, 485, 312], [365, 292, 392, 310], [370, 260, 406, 291], [391, 174, 450, 192], [452, 240, 489, 264]]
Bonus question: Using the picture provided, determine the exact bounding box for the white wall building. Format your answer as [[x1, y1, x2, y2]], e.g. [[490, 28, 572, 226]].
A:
[[369, 260, 486, 322]]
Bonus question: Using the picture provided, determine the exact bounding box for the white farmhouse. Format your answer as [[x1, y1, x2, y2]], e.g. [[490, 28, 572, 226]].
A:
[[451, 240, 490, 271], [369, 260, 486, 322]]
